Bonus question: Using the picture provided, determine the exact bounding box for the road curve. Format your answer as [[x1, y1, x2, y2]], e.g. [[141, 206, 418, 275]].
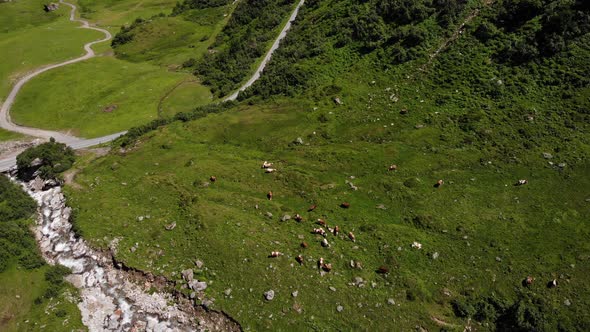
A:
[[0, 1, 125, 171], [224, 0, 305, 101], [1, 0, 305, 171]]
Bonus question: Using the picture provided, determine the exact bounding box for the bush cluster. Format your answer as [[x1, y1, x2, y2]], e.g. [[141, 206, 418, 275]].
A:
[[0, 176, 40, 273], [16, 139, 75, 181]]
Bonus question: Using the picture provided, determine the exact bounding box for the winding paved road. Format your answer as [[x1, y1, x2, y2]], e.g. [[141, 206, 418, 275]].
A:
[[0, 0, 305, 172], [225, 0, 304, 101]]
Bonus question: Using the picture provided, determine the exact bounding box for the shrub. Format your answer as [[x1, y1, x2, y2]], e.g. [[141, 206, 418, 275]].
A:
[[16, 139, 75, 181]]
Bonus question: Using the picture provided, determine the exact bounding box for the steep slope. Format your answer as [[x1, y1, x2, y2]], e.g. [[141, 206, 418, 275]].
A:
[[67, 0, 590, 330]]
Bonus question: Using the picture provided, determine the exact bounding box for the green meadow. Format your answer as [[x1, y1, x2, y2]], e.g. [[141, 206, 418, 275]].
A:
[[0, 267, 84, 332], [0, 129, 24, 142], [10, 57, 211, 138], [0, 0, 103, 100], [64, 0, 590, 330]]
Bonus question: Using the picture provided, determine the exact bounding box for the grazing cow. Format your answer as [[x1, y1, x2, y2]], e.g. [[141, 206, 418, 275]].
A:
[[210, 176, 217, 182], [388, 164, 398, 171], [261, 161, 273, 168], [296, 255, 304, 265], [321, 239, 330, 247], [317, 219, 327, 226], [301, 242, 308, 248], [411, 241, 422, 249], [341, 202, 350, 208], [333, 226, 340, 236], [267, 191, 273, 200], [269, 251, 282, 258], [294, 214, 303, 222], [265, 168, 276, 173], [322, 263, 332, 272], [377, 266, 389, 274], [348, 232, 356, 242], [515, 179, 528, 186], [523, 276, 535, 287], [547, 279, 558, 288], [318, 257, 324, 269], [434, 179, 444, 188], [313, 228, 327, 237], [308, 204, 317, 212]]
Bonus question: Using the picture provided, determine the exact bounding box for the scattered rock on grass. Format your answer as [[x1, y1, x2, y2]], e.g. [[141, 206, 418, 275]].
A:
[[194, 259, 204, 269], [181, 269, 194, 282], [264, 290, 275, 301], [337, 305, 344, 312]]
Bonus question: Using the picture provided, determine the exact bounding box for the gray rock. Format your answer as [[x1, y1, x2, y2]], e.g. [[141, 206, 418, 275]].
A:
[[334, 97, 343, 105], [264, 290, 275, 301], [265, 212, 273, 218], [43, 179, 59, 190], [181, 269, 194, 282], [30, 176, 44, 192], [336, 305, 343, 312], [281, 215, 291, 222], [329, 286, 336, 292], [496, 256, 502, 262], [564, 299, 571, 306], [294, 137, 304, 145], [543, 152, 553, 159], [558, 163, 566, 168], [194, 259, 204, 269], [189, 280, 208, 291], [164, 222, 176, 230], [224, 288, 232, 296], [291, 291, 298, 297], [106, 314, 120, 330], [432, 252, 439, 260], [388, 298, 395, 305]]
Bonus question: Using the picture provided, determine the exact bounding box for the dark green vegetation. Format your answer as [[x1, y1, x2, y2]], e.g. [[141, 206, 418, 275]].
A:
[[0, 176, 83, 331], [0, 176, 38, 272], [16, 140, 75, 181], [190, 0, 297, 97], [67, 0, 590, 330]]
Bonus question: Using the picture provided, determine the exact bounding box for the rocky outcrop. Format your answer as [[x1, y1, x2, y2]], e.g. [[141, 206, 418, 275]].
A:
[[14, 174, 241, 332]]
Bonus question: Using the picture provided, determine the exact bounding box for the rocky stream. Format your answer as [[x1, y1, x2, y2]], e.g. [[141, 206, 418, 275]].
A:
[[9, 172, 241, 332]]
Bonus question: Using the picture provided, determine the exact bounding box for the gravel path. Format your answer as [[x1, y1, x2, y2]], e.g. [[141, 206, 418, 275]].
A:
[[224, 0, 305, 101], [0, 1, 124, 171], [1, 0, 305, 171]]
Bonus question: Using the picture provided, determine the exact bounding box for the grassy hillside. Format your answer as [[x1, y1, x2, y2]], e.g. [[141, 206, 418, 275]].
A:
[[0, 0, 103, 99], [0, 176, 84, 331], [0, 129, 23, 142], [10, 57, 211, 138], [62, 0, 590, 330], [7, 0, 240, 137]]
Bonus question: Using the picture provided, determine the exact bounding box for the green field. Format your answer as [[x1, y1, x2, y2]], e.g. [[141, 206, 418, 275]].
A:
[[0, 267, 84, 332], [0, 0, 103, 100], [4, 0, 238, 138], [113, 6, 231, 67], [10, 57, 212, 138], [64, 0, 590, 330], [0, 129, 24, 142], [66, 99, 590, 330], [76, 0, 178, 28]]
